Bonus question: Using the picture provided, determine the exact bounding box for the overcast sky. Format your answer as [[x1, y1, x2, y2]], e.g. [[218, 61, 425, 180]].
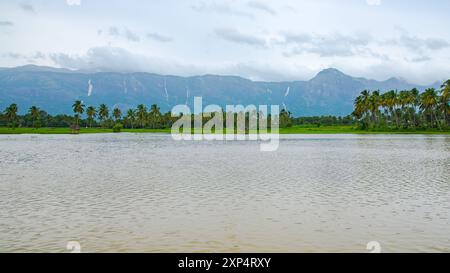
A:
[[0, 0, 449, 84]]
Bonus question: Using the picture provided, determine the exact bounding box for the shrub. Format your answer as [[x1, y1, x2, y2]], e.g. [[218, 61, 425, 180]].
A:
[[113, 123, 123, 133]]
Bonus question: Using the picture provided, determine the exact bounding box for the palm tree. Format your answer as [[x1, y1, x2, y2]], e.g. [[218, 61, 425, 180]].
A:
[[72, 100, 85, 127], [399, 90, 411, 128], [136, 104, 147, 128], [409, 88, 420, 127], [353, 95, 364, 119], [380, 92, 389, 123], [352, 82, 450, 131], [86, 106, 97, 128], [279, 109, 293, 128], [113, 107, 122, 122], [383, 90, 400, 128], [149, 104, 161, 128], [440, 80, 450, 126], [4, 103, 18, 129], [29, 106, 41, 129], [420, 88, 441, 130], [125, 109, 136, 129], [369, 90, 381, 127], [98, 104, 109, 127], [353, 90, 371, 128]]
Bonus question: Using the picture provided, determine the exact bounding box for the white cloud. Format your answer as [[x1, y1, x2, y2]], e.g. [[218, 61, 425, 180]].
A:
[[247, 1, 276, 15], [146, 33, 173, 43], [100, 26, 141, 42], [191, 1, 254, 19], [215, 28, 267, 47], [48, 46, 200, 75], [66, 0, 81, 6], [366, 0, 382, 6], [2, 0, 450, 85], [47, 46, 310, 82]]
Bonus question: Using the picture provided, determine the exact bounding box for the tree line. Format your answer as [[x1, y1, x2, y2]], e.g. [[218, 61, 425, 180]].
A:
[[0, 102, 301, 130], [0, 103, 175, 130], [353, 80, 449, 130], [293, 116, 354, 127]]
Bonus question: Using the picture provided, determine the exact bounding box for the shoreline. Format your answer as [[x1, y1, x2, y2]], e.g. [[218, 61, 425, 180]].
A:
[[1, 126, 449, 135]]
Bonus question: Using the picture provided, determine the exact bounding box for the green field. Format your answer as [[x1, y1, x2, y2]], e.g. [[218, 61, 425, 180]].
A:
[[1, 126, 449, 135]]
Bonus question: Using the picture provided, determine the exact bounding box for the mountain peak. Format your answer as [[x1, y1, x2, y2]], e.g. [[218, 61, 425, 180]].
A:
[[385, 77, 408, 84], [318, 68, 345, 75], [311, 68, 349, 82]]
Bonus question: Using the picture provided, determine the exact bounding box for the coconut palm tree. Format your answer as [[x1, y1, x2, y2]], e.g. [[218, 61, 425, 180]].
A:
[[353, 92, 367, 117], [383, 90, 400, 128], [136, 104, 147, 128], [409, 88, 420, 127], [28, 106, 41, 129], [399, 90, 411, 128], [353, 83, 450, 131], [380, 92, 389, 123], [353, 90, 371, 128], [279, 109, 293, 128], [4, 103, 18, 129], [149, 104, 161, 128], [440, 80, 450, 126], [86, 106, 97, 128], [98, 104, 109, 127], [72, 100, 85, 127], [125, 109, 136, 129], [353, 95, 365, 120], [420, 88, 441, 130], [369, 90, 381, 127], [113, 107, 122, 122]]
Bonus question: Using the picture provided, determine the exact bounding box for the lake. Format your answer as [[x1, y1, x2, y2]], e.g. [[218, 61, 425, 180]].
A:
[[0, 134, 449, 253]]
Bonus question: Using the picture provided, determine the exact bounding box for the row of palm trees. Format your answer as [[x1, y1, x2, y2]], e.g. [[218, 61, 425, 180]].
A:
[[3, 103, 68, 129], [1, 102, 166, 129], [72, 101, 166, 129], [3, 101, 290, 130], [353, 80, 449, 130]]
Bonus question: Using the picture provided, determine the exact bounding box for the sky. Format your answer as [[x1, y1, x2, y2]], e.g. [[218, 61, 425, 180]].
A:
[[0, 0, 450, 84]]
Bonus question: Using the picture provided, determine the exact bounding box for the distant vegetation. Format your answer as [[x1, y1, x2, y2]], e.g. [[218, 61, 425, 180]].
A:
[[0, 103, 176, 130], [0, 79, 448, 133], [0, 102, 344, 131], [293, 116, 354, 127], [352, 80, 449, 131]]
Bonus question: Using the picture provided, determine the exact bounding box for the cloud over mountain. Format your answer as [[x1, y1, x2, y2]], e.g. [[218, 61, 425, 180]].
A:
[[1, 0, 449, 85]]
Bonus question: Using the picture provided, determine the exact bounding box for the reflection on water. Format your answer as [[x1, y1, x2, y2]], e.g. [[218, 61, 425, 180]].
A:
[[0, 134, 449, 253]]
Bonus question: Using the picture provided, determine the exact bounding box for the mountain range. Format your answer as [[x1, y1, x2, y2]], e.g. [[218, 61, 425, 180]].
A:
[[0, 65, 440, 116]]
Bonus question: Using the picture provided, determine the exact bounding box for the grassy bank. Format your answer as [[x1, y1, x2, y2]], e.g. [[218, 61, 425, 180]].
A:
[[0, 127, 171, 134], [279, 125, 450, 134], [1, 126, 449, 135]]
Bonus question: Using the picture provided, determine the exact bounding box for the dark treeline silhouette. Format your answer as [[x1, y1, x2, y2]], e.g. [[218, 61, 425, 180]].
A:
[[352, 80, 449, 130]]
